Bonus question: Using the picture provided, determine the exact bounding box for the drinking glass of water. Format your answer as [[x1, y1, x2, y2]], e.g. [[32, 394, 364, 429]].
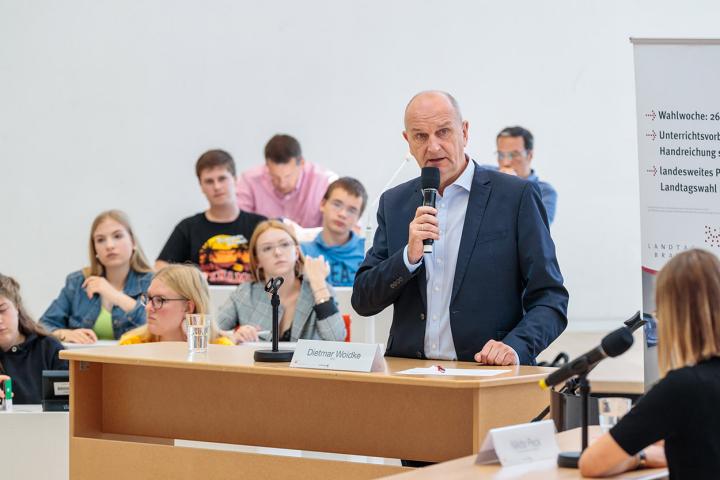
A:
[[186, 314, 211, 353], [598, 397, 632, 433]]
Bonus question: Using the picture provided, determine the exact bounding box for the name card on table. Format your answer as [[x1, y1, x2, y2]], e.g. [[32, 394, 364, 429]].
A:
[[476, 420, 559, 467], [290, 340, 384, 372]]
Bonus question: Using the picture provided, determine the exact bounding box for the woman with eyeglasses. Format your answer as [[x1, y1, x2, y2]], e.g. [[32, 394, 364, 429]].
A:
[[579, 249, 720, 478], [119, 264, 231, 345], [217, 220, 345, 344], [40, 210, 153, 343]]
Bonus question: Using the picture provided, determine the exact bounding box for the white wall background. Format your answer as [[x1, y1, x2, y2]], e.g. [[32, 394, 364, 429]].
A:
[[1, 0, 718, 327]]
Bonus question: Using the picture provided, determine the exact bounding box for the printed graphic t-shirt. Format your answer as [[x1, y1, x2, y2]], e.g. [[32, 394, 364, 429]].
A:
[[157, 212, 266, 285]]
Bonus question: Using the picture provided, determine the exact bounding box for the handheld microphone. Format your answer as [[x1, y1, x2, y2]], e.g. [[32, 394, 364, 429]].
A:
[[421, 167, 440, 254], [539, 326, 634, 389]]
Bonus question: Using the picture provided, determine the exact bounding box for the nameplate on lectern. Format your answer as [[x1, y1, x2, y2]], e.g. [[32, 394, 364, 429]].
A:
[[475, 420, 559, 467], [290, 340, 384, 372]]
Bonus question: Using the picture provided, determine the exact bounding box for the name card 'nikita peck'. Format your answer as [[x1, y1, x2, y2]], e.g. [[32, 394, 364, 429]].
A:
[[476, 420, 559, 467]]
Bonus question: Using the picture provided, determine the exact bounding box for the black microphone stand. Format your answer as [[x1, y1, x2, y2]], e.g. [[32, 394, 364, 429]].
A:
[[557, 372, 591, 468], [254, 277, 294, 362], [533, 312, 645, 467]]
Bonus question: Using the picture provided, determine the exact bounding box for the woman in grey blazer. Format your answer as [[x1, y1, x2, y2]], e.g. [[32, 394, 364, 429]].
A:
[[217, 220, 345, 343]]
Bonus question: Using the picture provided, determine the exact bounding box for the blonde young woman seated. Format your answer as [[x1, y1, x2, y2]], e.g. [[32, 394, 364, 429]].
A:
[[217, 220, 345, 343], [120, 265, 231, 345], [580, 249, 720, 478], [40, 210, 153, 343]]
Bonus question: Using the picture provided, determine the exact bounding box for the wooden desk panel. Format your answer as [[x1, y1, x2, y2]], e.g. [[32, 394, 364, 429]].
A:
[[72, 437, 402, 480], [62, 343, 555, 479], [100, 363, 475, 460]]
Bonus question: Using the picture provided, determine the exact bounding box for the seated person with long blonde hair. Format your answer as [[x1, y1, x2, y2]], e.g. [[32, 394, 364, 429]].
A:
[[580, 249, 720, 478], [40, 210, 153, 343], [120, 265, 231, 345], [217, 220, 345, 343]]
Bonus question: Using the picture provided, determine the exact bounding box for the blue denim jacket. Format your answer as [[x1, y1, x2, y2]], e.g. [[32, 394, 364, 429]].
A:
[[40, 270, 153, 339]]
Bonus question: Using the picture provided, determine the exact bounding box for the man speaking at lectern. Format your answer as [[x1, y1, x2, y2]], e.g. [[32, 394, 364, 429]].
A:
[[352, 91, 568, 365]]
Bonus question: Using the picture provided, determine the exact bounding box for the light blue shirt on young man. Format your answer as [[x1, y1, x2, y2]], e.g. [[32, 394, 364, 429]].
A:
[[403, 159, 519, 362]]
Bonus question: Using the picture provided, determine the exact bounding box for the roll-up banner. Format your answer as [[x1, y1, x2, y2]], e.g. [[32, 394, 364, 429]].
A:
[[632, 38, 720, 387]]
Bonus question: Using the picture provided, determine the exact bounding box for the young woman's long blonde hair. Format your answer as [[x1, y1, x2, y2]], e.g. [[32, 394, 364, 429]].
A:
[[83, 210, 152, 278], [124, 265, 226, 343], [656, 249, 720, 375]]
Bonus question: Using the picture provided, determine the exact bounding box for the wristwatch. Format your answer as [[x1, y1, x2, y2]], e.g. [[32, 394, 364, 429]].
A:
[[315, 296, 331, 305], [636, 450, 647, 469]]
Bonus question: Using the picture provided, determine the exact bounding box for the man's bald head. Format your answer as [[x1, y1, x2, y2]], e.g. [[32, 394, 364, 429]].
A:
[[404, 90, 463, 128], [402, 90, 469, 193]]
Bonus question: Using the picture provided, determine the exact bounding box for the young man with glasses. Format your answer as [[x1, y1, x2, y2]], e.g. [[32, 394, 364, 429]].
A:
[[301, 177, 367, 287], [495, 126, 558, 224], [155, 150, 266, 285]]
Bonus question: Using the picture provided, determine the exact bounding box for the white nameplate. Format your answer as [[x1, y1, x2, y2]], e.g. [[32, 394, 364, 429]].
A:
[[53, 381, 70, 396], [476, 420, 558, 467], [290, 340, 384, 372]]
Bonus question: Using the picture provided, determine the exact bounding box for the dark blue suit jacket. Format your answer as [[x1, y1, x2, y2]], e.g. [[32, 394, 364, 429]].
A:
[[352, 161, 568, 365]]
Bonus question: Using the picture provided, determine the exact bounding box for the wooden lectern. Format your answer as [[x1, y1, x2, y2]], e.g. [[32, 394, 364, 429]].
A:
[[61, 343, 553, 479]]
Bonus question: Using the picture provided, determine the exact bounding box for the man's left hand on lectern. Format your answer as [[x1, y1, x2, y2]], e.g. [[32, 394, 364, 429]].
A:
[[475, 340, 519, 366]]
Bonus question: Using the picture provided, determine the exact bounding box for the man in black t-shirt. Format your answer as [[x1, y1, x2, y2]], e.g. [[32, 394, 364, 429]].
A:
[[156, 150, 266, 285]]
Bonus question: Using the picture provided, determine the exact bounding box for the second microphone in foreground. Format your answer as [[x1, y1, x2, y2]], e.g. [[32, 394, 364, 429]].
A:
[[539, 326, 634, 390]]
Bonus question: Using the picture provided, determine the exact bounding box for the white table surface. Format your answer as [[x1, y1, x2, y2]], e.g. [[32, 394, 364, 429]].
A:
[[0, 404, 69, 479], [62, 339, 119, 349]]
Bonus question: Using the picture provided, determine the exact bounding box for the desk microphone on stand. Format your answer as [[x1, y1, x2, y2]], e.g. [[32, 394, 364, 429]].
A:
[[254, 277, 294, 362]]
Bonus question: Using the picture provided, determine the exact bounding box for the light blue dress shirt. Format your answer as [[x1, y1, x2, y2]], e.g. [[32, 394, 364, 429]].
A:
[[526, 170, 558, 225], [403, 159, 474, 360], [484, 165, 557, 224]]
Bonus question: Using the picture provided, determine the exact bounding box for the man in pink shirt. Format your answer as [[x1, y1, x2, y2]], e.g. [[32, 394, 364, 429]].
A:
[[236, 134, 334, 228]]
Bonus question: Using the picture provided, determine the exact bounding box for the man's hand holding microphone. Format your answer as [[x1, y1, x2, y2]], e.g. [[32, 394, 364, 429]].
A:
[[407, 206, 440, 264]]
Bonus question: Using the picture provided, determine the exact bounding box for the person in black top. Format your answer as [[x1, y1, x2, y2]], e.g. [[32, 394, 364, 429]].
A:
[[156, 150, 266, 285], [0, 274, 68, 405], [580, 249, 720, 478]]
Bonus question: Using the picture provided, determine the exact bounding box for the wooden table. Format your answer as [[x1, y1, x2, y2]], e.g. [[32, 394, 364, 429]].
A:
[[381, 427, 668, 479], [61, 342, 555, 479]]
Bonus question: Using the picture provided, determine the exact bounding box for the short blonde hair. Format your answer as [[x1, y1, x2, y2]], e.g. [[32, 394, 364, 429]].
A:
[[656, 249, 720, 375], [84, 210, 152, 277], [248, 220, 304, 282], [154, 264, 210, 315], [124, 265, 226, 343]]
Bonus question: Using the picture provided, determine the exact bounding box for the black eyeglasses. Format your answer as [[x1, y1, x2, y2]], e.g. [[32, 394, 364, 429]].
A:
[[140, 294, 187, 310]]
